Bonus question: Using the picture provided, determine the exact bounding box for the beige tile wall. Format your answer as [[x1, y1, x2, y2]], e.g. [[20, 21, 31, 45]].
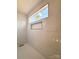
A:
[[27, 0, 61, 59]]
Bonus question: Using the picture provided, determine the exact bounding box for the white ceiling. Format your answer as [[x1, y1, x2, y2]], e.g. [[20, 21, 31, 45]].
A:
[[17, 0, 43, 15]]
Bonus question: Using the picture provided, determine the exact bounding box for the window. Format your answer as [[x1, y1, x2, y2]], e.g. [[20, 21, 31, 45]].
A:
[[31, 22, 43, 30], [29, 4, 48, 29]]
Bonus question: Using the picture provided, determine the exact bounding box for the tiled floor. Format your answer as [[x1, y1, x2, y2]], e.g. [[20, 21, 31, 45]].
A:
[[17, 43, 46, 59]]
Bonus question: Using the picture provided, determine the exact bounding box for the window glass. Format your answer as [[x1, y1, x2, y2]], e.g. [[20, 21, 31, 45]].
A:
[[29, 4, 48, 24], [31, 22, 43, 30]]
